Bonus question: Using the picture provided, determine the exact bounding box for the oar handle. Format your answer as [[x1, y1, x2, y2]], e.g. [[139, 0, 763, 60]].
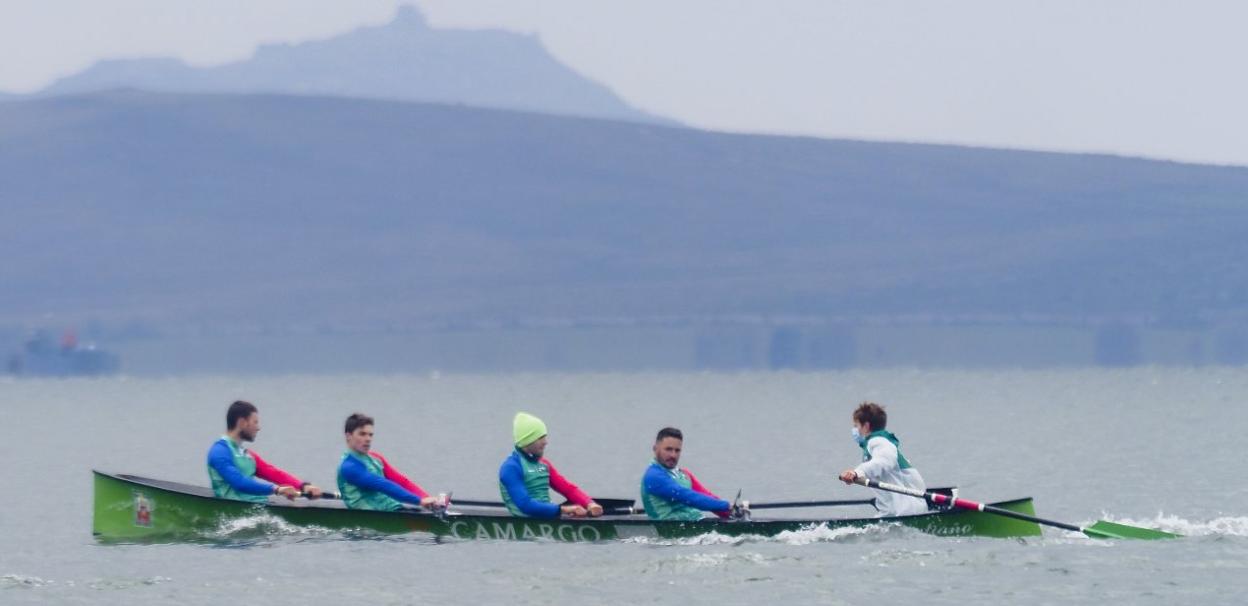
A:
[[854, 477, 1084, 533]]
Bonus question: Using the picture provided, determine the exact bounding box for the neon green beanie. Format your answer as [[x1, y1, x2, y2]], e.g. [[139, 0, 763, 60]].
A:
[[513, 412, 548, 447]]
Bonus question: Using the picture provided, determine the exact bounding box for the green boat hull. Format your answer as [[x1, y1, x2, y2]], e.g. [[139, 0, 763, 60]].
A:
[[93, 471, 1043, 542]]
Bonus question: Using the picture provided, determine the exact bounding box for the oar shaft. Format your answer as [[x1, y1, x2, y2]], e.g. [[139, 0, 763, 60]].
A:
[[856, 477, 1084, 533], [451, 499, 506, 508], [323, 494, 634, 514], [314, 492, 634, 516], [454, 498, 635, 509], [749, 499, 876, 510]]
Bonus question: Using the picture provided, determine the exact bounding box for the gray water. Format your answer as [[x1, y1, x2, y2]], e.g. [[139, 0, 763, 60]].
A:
[[2, 369, 1246, 604]]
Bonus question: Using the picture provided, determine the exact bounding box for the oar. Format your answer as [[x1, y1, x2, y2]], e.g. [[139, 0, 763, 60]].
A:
[[593, 497, 637, 510], [746, 486, 958, 511], [855, 477, 1178, 540], [748, 498, 876, 510], [314, 492, 635, 515], [452, 497, 635, 510]]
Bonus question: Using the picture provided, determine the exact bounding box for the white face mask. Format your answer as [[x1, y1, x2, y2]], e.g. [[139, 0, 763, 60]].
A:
[[851, 426, 864, 445]]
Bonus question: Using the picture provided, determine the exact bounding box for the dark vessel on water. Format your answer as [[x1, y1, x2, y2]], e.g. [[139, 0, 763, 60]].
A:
[[5, 330, 120, 377]]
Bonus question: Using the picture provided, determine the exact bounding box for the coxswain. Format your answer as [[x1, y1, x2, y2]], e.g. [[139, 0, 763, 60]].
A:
[[838, 401, 928, 516]]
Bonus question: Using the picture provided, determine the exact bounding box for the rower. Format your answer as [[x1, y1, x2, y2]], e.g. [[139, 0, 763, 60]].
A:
[[336, 413, 445, 511], [838, 401, 928, 516], [498, 412, 602, 519], [640, 427, 734, 521], [206, 400, 323, 502]]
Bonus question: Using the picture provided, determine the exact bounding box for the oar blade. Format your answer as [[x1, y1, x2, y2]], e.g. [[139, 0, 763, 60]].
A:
[[1083, 520, 1180, 540]]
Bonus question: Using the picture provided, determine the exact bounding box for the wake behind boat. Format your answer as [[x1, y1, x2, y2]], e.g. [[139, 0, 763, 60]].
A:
[[93, 471, 1044, 542]]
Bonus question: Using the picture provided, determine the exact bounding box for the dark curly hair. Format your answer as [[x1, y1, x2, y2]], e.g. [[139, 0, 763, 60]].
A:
[[852, 402, 887, 430]]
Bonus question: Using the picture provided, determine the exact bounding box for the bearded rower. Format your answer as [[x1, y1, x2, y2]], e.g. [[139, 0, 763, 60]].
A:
[[498, 412, 603, 519], [640, 427, 732, 521], [206, 400, 323, 502]]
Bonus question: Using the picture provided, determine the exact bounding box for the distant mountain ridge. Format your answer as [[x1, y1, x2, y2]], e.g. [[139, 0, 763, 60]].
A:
[[3, 90, 1246, 335], [23, 6, 670, 125]]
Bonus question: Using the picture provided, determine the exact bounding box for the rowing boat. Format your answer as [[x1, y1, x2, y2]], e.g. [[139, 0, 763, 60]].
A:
[[94, 471, 1043, 541], [93, 471, 1043, 542]]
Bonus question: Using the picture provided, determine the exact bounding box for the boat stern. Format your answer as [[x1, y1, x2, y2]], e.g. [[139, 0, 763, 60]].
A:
[[92, 470, 250, 541], [905, 497, 1044, 538]]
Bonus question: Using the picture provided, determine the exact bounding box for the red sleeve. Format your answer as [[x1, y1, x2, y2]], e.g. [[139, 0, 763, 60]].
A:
[[371, 451, 428, 499], [685, 469, 730, 519], [250, 450, 303, 487], [542, 458, 592, 507]]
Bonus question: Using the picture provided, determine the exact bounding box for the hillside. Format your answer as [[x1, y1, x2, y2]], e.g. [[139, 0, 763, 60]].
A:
[[2, 90, 1247, 338]]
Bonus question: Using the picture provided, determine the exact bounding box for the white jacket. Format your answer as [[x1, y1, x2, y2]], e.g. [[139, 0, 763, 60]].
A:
[[855, 436, 928, 517]]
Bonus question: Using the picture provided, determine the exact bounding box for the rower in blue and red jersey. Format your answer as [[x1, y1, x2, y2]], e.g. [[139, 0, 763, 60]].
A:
[[640, 427, 733, 521], [336, 413, 446, 512], [498, 412, 603, 519], [206, 400, 323, 503]]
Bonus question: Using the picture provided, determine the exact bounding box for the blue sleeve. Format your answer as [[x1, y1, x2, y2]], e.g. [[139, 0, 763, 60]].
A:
[[339, 456, 424, 506], [207, 442, 275, 496], [499, 457, 560, 519], [643, 466, 730, 512]]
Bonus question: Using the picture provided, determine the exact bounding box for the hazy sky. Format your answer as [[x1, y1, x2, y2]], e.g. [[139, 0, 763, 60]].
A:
[[3, 1, 1246, 166]]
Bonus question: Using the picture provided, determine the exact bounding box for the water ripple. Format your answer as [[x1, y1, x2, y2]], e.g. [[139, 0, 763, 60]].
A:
[[1, 574, 53, 589], [1095, 513, 1248, 538]]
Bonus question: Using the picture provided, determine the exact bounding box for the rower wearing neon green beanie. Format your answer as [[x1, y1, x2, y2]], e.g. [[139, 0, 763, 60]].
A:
[[513, 412, 547, 449], [498, 412, 603, 519]]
